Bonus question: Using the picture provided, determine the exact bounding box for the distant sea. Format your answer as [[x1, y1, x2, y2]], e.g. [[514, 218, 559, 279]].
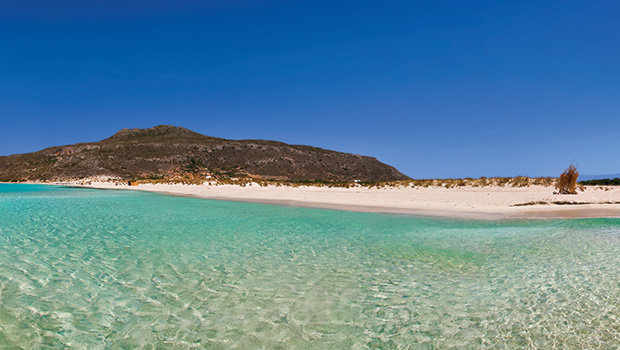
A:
[[1, 183, 620, 348]]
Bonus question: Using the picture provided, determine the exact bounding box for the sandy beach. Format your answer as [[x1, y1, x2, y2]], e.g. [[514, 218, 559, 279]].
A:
[[77, 182, 620, 220]]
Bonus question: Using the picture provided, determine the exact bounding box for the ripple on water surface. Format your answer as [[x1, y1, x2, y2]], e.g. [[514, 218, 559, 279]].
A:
[[1, 184, 620, 348]]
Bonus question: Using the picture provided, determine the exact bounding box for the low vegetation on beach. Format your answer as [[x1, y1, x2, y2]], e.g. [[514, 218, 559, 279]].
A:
[[120, 175, 561, 189]]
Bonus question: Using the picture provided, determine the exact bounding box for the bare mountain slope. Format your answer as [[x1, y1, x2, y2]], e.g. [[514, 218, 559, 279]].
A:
[[0, 125, 409, 182]]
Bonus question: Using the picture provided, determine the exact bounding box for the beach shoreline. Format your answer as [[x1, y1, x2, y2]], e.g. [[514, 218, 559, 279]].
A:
[[53, 181, 620, 220]]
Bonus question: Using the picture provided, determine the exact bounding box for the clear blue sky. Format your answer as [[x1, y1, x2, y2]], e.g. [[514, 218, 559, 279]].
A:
[[1, 1, 618, 178]]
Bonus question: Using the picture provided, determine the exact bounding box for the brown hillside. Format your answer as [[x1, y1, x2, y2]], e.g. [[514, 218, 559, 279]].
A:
[[0, 125, 409, 182]]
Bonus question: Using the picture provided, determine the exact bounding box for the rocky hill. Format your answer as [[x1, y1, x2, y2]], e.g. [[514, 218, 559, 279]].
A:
[[0, 125, 409, 182]]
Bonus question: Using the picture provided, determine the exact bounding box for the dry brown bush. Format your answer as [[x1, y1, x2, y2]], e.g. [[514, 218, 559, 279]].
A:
[[556, 164, 579, 194]]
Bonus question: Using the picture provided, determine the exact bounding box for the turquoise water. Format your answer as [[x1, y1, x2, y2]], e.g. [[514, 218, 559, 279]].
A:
[[1, 184, 620, 348]]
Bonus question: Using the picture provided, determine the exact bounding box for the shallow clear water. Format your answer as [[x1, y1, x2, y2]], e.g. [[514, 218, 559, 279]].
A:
[[1, 184, 620, 348]]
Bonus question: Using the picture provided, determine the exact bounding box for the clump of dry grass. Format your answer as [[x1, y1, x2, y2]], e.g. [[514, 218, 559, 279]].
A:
[[532, 177, 555, 187], [556, 164, 579, 194]]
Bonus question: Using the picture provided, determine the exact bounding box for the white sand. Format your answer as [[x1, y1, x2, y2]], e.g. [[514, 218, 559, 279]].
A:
[[80, 182, 620, 220]]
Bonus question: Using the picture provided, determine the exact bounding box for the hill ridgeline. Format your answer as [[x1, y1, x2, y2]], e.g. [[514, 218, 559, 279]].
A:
[[0, 125, 409, 183]]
